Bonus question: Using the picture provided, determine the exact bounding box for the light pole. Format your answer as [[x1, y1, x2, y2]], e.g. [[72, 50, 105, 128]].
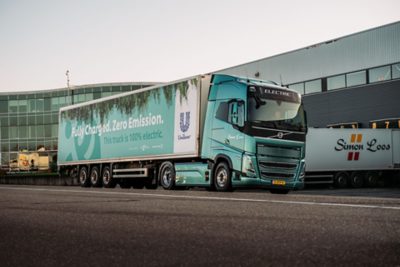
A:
[[65, 70, 73, 105]]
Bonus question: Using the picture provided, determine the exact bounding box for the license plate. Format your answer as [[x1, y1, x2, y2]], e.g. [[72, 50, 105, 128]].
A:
[[272, 180, 286, 186]]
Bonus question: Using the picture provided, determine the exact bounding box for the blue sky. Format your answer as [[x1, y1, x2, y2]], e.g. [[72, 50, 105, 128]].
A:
[[0, 0, 399, 91]]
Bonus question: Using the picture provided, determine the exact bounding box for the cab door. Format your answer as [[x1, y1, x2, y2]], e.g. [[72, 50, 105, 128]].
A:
[[210, 100, 245, 169]]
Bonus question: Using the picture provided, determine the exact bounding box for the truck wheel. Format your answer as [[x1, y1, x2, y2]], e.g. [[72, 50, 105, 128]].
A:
[[365, 171, 378, 187], [144, 173, 158, 190], [79, 166, 90, 187], [159, 162, 176, 190], [119, 179, 131, 189], [350, 172, 364, 188], [214, 162, 232, 192], [90, 166, 102, 187], [102, 166, 117, 188], [333, 172, 348, 188], [132, 180, 145, 189]]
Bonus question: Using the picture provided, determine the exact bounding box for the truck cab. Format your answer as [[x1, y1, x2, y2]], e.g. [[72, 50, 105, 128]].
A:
[[201, 75, 306, 193]]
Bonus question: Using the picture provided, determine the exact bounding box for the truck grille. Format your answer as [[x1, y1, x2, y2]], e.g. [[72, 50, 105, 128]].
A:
[[257, 143, 301, 180]]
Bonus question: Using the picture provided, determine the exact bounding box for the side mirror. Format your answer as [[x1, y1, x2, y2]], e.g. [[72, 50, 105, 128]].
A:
[[229, 100, 245, 128]]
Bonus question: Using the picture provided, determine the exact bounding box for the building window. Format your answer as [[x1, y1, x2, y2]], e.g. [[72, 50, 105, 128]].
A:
[[28, 99, 36, 113], [1, 142, 9, 152], [327, 75, 346, 90], [44, 98, 51, 111], [346, 70, 366, 87], [392, 63, 400, 79], [18, 100, 27, 113], [369, 65, 391, 83], [9, 127, 18, 140], [0, 100, 8, 113], [51, 97, 59, 111], [36, 99, 44, 112], [305, 79, 321, 94], [0, 117, 8, 127], [9, 100, 18, 113], [36, 125, 44, 138], [51, 124, 58, 137], [19, 126, 28, 139], [288, 83, 305, 95], [1, 127, 9, 140], [9, 116, 17, 126], [18, 116, 27, 126], [28, 126, 36, 138]]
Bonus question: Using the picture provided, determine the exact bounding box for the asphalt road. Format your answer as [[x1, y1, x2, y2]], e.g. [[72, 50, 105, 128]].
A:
[[0, 185, 399, 267]]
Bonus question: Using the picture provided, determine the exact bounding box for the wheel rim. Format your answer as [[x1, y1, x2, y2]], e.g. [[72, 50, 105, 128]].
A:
[[91, 170, 98, 184], [162, 168, 171, 186], [79, 170, 87, 183], [216, 168, 228, 188], [353, 175, 363, 187], [103, 169, 111, 184]]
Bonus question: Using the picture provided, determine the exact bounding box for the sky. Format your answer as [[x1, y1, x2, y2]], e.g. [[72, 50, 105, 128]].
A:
[[0, 0, 399, 92]]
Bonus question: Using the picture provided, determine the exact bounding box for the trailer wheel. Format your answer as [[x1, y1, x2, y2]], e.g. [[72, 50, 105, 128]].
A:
[[333, 172, 348, 188], [119, 179, 131, 189], [132, 180, 145, 189], [365, 171, 378, 187], [90, 166, 102, 187], [145, 170, 158, 189], [102, 166, 117, 188], [214, 162, 232, 192], [350, 172, 364, 188], [159, 161, 176, 190], [79, 166, 90, 187]]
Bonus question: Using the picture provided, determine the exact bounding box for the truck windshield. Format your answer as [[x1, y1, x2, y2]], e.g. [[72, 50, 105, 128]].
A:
[[247, 86, 306, 133]]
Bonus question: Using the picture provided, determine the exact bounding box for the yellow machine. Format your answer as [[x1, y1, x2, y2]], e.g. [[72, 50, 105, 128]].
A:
[[9, 150, 49, 172]]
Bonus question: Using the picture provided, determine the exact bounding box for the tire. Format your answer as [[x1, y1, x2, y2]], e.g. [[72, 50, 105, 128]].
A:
[[144, 171, 158, 189], [102, 166, 117, 188], [90, 166, 102, 187], [159, 162, 176, 190], [270, 189, 290, 194], [365, 171, 378, 187], [119, 179, 131, 189], [213, 162, 232, 192], [79, 166, 90, 187], [333, 172, 349, 188], [132, 180, 145, 189], [350, 172, 364, 188]]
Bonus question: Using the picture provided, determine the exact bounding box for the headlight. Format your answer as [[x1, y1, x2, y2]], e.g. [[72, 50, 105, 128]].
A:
[[242, 155, 256, 177], [299, 162, 306, 181]]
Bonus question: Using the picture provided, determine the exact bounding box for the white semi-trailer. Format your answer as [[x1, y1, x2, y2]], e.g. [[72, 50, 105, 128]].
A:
[[305, 128, 400, 187]]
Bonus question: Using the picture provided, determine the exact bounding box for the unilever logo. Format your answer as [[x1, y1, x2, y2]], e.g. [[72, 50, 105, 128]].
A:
[[180, 112, 190, 133], [178, 112, 191, 140]]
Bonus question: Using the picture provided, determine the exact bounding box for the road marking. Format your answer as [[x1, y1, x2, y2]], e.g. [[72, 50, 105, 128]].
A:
[[1, 186, 400, 210]]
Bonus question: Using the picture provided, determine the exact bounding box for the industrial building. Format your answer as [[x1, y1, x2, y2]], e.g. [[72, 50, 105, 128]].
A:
[[217, 21, 400, 129], [0, 21, 399, 170]]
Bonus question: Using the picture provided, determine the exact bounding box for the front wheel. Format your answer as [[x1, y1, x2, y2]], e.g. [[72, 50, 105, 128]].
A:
[[214, 162, 232, 192], [159, 162, 175, 190]]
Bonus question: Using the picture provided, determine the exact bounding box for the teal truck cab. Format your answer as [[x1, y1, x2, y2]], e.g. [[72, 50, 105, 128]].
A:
[[197, 75, 306, 193], [58, 74, 306, 193]]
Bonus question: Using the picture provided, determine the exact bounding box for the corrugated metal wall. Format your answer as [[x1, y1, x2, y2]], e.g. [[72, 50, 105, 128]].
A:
[[217, 22, 400, 85], [303, 80, 400, 128]]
